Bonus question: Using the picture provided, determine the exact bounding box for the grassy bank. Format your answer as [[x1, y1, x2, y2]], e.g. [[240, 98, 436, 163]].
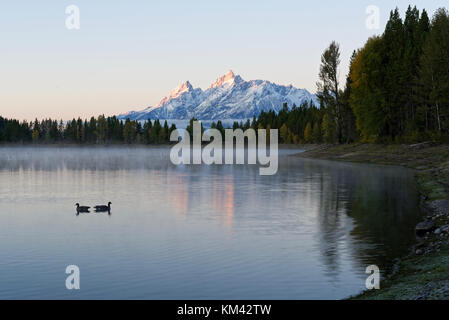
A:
[[297, 143, 449, 300]]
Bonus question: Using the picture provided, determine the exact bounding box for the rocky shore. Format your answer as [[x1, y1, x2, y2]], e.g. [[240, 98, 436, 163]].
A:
[[296, 143, 449, 300]]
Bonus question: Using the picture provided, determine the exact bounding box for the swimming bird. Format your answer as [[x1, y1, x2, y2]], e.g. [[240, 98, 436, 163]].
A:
[[94, 202, 112, 212], [76, 203, 90, 213]]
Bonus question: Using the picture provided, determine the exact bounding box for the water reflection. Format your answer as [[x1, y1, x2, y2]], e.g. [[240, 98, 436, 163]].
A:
[[300, 159, 421, 278], [0, 147, 421, 299], [76, 211, 111, 216]]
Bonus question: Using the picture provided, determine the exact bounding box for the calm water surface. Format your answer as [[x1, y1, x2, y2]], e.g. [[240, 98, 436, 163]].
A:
[[0, 147, 421, 299]]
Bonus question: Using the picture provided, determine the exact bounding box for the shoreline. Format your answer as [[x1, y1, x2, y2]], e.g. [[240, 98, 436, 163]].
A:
[[2, 143, 448, 299], [296, 143, 449, 300]]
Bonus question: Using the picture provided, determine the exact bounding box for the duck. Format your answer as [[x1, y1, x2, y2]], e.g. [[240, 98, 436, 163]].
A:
[[76, 203, 90, 213], [94, 202, 112, 212]]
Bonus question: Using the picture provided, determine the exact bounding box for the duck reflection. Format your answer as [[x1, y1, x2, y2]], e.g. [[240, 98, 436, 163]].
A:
[[76, 202, 111, 216], [75, 203, 90, 214], [94, 202, 112, 212], [76, 211, 111, 216]]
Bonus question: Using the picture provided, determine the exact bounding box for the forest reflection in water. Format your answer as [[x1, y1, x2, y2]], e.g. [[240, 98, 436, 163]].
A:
[[0, 147, 421, 299]]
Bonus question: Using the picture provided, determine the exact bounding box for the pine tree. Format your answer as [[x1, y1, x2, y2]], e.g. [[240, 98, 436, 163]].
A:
[[418, 8, 449, 135], [96, 115, 108, 143], [123, 119, 136, 144], [317, 41, 343, 143]]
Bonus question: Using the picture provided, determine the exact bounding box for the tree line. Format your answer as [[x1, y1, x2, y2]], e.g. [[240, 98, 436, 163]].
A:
[[1, 6, 448, 145], [350, 6, 449, 142], [220, 102, 325, 144], [0, 107, 327, 145], [251, 6, 449, 144], [0, 116, 176, 144], [183, 104, 326, 145]]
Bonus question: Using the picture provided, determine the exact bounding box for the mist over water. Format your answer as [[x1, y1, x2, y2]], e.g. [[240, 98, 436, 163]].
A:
[[0, 147, 421, 299]]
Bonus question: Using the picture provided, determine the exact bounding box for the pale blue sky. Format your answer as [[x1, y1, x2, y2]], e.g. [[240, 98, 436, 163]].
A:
[[0, 1, 446, 120]]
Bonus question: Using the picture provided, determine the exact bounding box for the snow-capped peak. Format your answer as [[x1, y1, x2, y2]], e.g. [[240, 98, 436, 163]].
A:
[[118, 70, 319, 121], [156, 81, 193, 107], [209, 70, 241, 88], [169, 81, 193, 97]]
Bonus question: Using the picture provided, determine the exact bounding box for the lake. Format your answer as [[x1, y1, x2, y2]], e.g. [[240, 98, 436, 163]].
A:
[[0, 146, 421, 299]]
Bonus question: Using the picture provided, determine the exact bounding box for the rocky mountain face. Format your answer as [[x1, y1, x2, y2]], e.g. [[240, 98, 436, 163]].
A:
[[118, 70, 319, 121]]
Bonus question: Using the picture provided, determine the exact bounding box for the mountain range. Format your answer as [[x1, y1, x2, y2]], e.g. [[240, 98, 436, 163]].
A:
[[118, 70, 319, 121]]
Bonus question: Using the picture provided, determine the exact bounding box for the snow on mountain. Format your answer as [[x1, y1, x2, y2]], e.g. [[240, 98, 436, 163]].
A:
[[209, 70, 240, 88], [118, 71, 319, 121], [157, 81, 194, 107]]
